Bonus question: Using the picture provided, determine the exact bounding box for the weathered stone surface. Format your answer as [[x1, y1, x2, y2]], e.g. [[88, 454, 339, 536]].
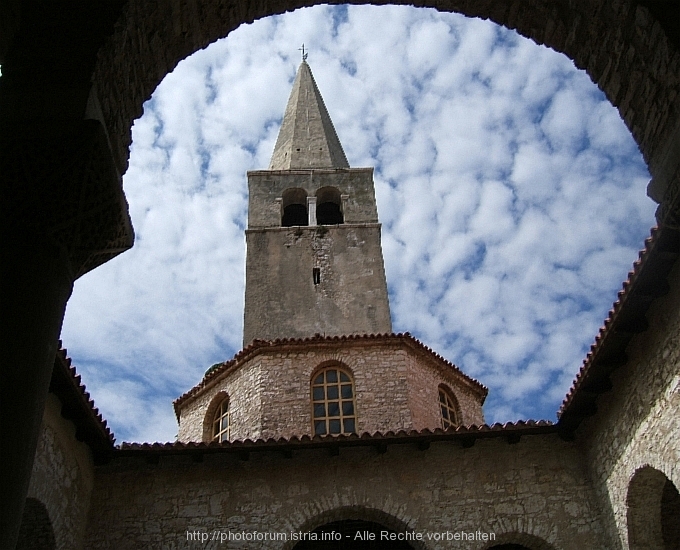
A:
[[269, 62, 349, 170], [244, 225, 391, 345], [178, 338, 485, 442], [84, 435, 608, 549], [580, 256, 680, 549], [27, 393, 95, 550]]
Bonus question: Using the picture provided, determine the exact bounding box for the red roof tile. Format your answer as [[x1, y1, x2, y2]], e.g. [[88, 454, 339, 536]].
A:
[[51, 344, 115, 456], [559, 225, 679, 432], [118, 420, 555, 455]]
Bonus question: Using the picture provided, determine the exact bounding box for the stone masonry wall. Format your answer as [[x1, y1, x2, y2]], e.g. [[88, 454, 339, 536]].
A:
[[178, 362, 264, 443], [580, 259, 680, 548], [177, 340, 485, 442], [243, 225, 392, 345], [405, 351, 486, 430], [247, 169, 379, 228], [27, 392, 96, 550], [84, 434, 608, 549]]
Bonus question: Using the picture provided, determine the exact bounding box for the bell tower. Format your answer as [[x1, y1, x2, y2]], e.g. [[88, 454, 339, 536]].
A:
[[243, 60, 392, 346]]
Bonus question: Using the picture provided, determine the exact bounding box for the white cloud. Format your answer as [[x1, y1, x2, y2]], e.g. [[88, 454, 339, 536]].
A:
[[61, 5, 655, 442]]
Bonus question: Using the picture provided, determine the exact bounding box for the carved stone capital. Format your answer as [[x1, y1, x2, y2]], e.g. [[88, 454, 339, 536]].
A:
[[1, 120, 134, 279]]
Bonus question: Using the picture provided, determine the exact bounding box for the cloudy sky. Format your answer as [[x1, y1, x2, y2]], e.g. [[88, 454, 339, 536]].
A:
[[61, 5, 655, 443]]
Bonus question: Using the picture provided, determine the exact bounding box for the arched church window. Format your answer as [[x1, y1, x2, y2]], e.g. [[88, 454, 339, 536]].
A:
[[211, 396, 231, 442], [311, 365, 356, 435], [316, 186, 344, 225], [439, 385, 460, 429], [281, 187, 309, 227]]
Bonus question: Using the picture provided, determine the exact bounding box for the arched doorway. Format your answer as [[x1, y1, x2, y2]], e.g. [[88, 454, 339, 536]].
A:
[[627, 466, 680, 549], [293, 519, 415, 549], [15, 498, 56, 550]]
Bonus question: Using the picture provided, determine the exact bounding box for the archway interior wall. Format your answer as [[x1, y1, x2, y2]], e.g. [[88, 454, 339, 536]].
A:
[[28, 393, 96, 550], [84, 435, 608, 548], [93, 0, 679, 204], [579, 259, 680, 548]]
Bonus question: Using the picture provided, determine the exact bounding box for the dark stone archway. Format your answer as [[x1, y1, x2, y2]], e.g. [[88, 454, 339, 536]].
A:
[[15, 498, 56, 550], [293, 519, 415, 549], [627, 466, 680, 549]]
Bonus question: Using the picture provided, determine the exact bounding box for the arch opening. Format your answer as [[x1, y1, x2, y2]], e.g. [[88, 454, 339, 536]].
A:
[[16, 498, 56, 550], [60, 3, 661, 442], [287, 506, 426, 550], [282, 188, 309, 227], [627, 466, 680, 549], [316, 186, 343, 225], [292, 519, 414, 549]]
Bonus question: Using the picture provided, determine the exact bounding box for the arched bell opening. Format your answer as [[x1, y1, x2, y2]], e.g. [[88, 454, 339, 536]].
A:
[[282, 187, 309, 227], [316, 186, 343, 225]]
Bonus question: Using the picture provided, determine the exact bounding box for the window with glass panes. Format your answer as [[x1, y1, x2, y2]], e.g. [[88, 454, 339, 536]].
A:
[[211, 397, 231, 442], [311, 367, 356, 435], [439, 386, 460, 429]]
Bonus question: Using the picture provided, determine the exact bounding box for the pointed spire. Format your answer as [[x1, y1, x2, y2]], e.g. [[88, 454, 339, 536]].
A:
[[269, 61, 350, 170]]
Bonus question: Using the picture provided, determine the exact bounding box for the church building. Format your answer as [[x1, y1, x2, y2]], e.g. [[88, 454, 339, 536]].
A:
[[17, 60, 680, 550]]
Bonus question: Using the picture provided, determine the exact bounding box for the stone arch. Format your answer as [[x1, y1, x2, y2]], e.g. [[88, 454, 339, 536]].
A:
[[480, 532, 557, 550], [315, 186, 344, 225], [478, 518, 560, 550], [282, 505, 428, 550], [627, 465, 680, 549], [92, 0, 679, 214], [203, 390, 230, 442], [16, 498, 56, 550], [282, 187, 309, 227]]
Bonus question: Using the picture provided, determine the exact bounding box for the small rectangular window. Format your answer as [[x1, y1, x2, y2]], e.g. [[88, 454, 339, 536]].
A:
[[313, 267, 321, 285]]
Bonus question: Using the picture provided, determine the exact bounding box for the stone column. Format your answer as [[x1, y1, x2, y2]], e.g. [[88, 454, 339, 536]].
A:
[[307, 196, 318, 226], [0, 120, 133, 548]]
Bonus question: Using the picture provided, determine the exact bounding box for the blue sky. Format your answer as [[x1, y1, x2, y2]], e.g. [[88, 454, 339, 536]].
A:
[[60, 5, 655, 442]]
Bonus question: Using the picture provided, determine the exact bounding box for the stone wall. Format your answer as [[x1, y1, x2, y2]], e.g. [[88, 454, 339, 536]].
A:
[[405, 351, 485, 430], [178, 362, 264, 443], [243, 225, 392, 345], [580, 259, 680, 548], [84, 433, 608, 549], [247, 169, 379, 228], [27, 393, 96, 550], [177, 339, 485, 443]]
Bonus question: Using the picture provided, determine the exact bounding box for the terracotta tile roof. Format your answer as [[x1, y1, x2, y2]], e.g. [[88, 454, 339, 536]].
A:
[[173, 332, 488, 415], [51, 344, 115, 458], [558, 225, 680, 435], [117, 420, 555, 456]]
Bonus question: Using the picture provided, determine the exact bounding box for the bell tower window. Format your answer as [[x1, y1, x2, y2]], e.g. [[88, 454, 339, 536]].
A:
[[281, 188, 309, 227], [316, 186, 344, 225]]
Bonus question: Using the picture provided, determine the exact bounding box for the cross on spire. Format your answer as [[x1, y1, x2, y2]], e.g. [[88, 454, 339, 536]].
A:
[[299, 43, 308, 62]]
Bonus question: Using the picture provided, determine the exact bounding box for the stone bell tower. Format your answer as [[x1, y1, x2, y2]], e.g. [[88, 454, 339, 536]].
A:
[[243, 60, 392, 346]]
